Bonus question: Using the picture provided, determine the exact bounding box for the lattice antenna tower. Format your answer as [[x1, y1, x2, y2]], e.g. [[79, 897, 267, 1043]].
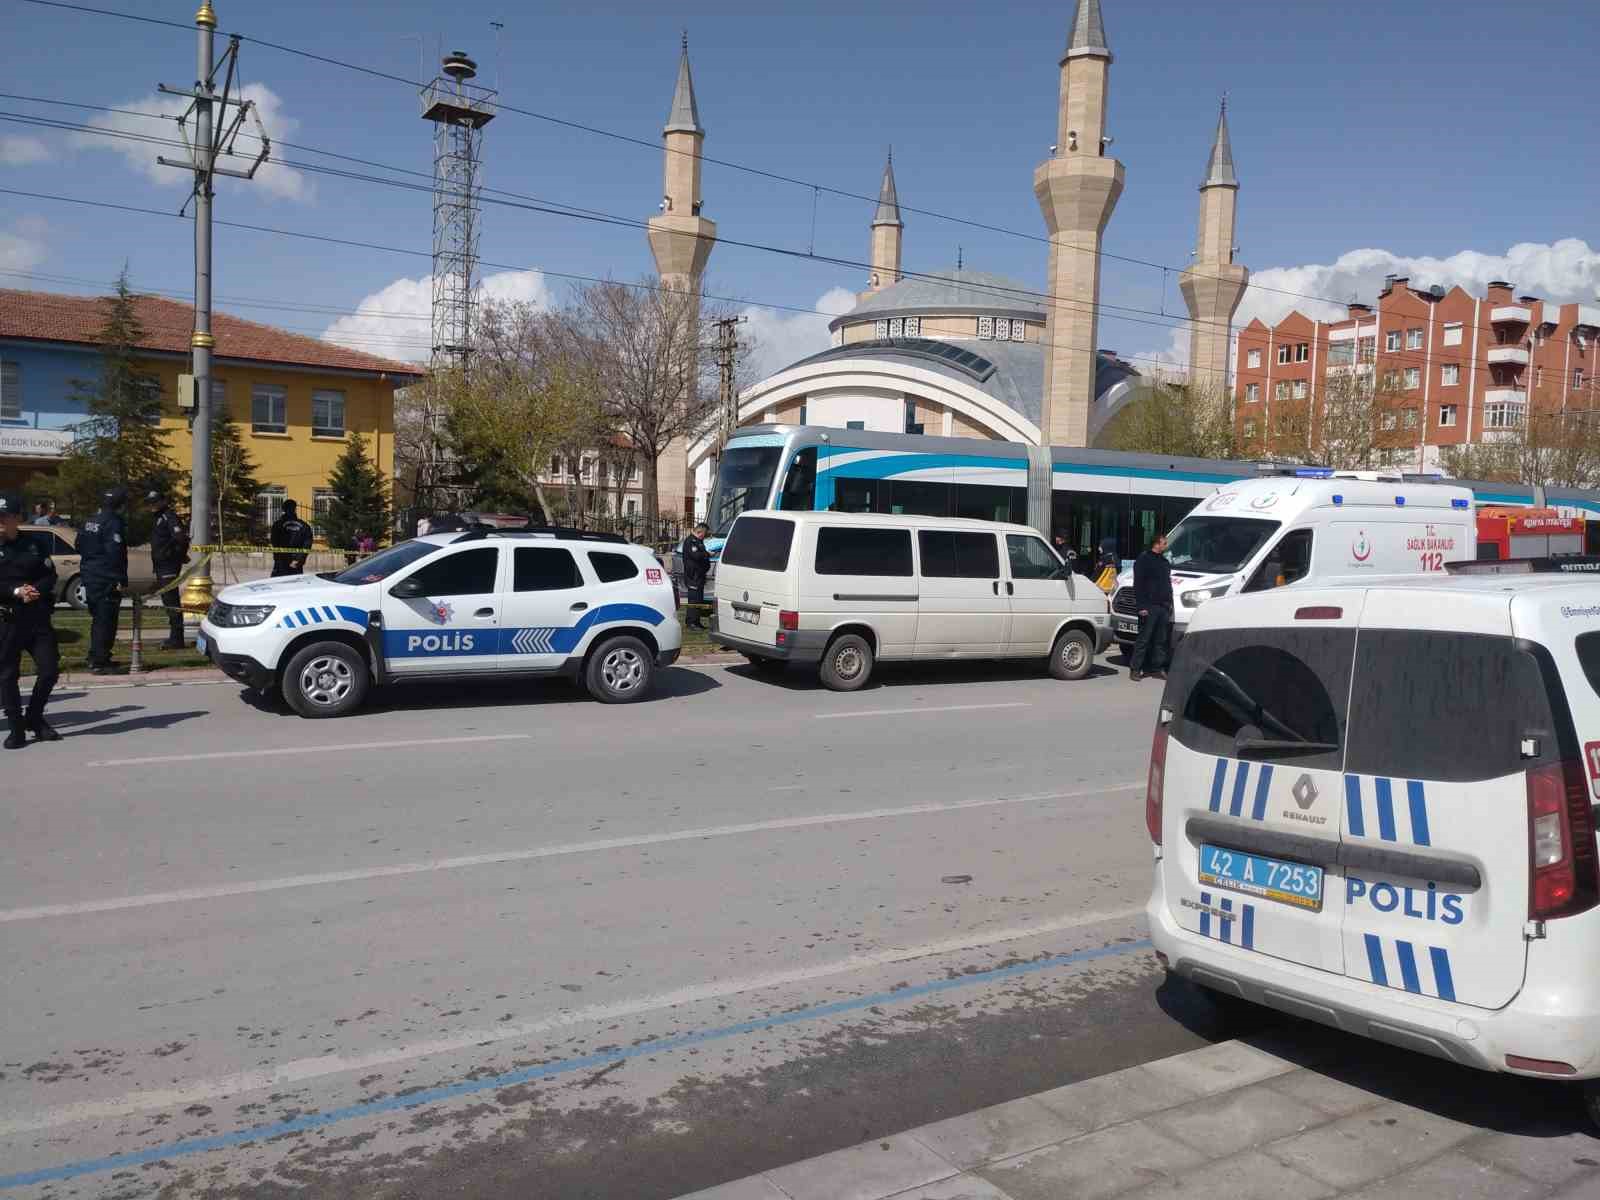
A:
[[421, 50, 497, 371]]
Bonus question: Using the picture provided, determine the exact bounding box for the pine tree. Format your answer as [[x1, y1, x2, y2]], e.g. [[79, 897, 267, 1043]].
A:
[[205, 408, 271, 544], [321, 432, 392, 550]]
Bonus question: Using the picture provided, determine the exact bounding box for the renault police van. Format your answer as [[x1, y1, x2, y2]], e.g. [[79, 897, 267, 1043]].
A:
[[199, 528, 681, 716], [711, 511, 1111, 690], [1146, 557, 1600, 1114], [1111, 471, 1476, 650]]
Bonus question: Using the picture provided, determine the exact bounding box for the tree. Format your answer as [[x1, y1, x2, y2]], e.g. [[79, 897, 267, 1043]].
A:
[[1439, 410, 1600, 488], [53, 269, 179, 535], [179, 407, 271, 545], [320, 432, 392, 550], [1098, 378, 1238, 460]]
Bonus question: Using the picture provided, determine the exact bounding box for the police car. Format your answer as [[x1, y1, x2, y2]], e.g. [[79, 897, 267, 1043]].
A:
[[198, 528, 682, 717], [1146, 554, 1600, 1120]]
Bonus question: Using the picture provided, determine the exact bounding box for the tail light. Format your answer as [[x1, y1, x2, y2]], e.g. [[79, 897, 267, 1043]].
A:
[[1527, 759, 1599, 920], [778, 610, 799, 631], [1146, 721, 1169, 845]]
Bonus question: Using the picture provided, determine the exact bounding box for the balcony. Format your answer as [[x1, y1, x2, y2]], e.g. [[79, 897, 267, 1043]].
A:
[[1487, 346, 1530, 366], [1491, 305, 1532, 326], [1485, 387, 1528, 406]]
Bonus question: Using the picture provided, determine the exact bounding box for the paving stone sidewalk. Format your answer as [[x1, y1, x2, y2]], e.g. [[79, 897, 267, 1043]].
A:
[[679, 1029, 1600, 1200]]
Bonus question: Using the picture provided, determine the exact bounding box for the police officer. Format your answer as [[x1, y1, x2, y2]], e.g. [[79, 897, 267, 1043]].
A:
[[270, 499, 313, 577], [680, 522, 712, 630], [148, 489, 190, 649], [77, 484, 129, 675], [0, 491, 61, 748]]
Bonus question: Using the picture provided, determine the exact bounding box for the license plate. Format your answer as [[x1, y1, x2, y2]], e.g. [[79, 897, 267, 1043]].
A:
[[1199, 844, 1324, 911], [1115, 617, 1139, 635], [195, 632, 207, 655], [734, 607, 760, 625]]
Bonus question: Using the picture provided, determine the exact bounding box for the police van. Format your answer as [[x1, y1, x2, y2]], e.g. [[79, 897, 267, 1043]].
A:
[[1146, 556, 1600, 1117], [1111, 471, 1476, 650], [198, 529, 682, 717]]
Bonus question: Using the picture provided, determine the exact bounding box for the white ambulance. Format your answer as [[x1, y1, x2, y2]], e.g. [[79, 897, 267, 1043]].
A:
[[1146, 557, 1600, 1119], [1111, 470, 1476, 650]]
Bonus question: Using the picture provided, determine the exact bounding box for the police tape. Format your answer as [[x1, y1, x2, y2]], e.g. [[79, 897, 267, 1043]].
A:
[[189, 543, 345, 556]]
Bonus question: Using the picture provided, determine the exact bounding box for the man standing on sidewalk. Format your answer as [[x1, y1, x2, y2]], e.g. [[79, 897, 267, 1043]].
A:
[[270, 499, 313, 577], [1130, 532, 1173, 682], [680, 522, 712, 630], [148, 489, 190, 649], [77, 485, 129, 676], [0, 492, 61, 748]]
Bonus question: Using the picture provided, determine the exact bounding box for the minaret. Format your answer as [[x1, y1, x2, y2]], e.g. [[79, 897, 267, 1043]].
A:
[[1034, 0, 1123, 447], [1179, 98, 1248, 397], [862, 150, 903, 300], [645, 35, 715, 519]]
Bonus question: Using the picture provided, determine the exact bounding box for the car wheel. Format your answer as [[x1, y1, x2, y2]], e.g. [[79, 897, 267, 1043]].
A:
[[1049, 629, 1095, 681], [66, 575, 87, 611], [819, 633, 873, 692], [282, 641, 370, 718], [586, 635, 654, 703]]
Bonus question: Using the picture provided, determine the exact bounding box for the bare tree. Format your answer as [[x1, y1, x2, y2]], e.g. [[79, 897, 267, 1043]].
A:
[[1439, 409, 1600, 488], [393, 373, 461, 518], [1099, 377, 1238, 460], [1306, 368, 1415, 471]]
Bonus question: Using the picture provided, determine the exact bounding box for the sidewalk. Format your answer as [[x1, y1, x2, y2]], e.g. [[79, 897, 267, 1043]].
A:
[[679, 1030, 1600, 1200]]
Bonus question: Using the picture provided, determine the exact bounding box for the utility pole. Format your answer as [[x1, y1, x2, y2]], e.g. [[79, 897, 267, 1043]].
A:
[[712, 315, 746, 457], [157, 0, 269, 615]]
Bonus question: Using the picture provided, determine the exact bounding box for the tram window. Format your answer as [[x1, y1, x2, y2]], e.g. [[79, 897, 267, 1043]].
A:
[[833, 476, 880, 513], [888, 479, 950, 517], [1009, 487, 1030, 525], [778, 447, 818, 511], [954, 484, 1012, 522]]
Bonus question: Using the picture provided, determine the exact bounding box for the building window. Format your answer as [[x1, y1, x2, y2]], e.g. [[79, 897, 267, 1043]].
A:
[[0, 360, 19, 422], [1246, 349, 1261, 369], [846, 420, 866, 430], [311, 389, 345, 438], [1441, 364, 1460, 387], [626, 498, 638, 516], [874, 320, 888, 339], [312, 487, 335, 535], [550, 456, 561, 477], [999, 318, 1015, 339], [1443, 321, 1463, 347], [1486, 402, 1525, 430], [1382, 370, 1401, 390], [1244, 383, 1260, 403], [1325, 342, 1354, 367], [1404, 367, 1421, 390], [1010, 320, 1024, 341], [1292, 379, 1309, 400], [1242, 417, 1258, 439], [1358, 336, 1376, 363], [1407, 327, 1424, 350], [978, 316, 994, 339], [256, 486, 287, 529], [904, 397, 921, 435], [1381, 411, 1398, 431], [1295, 342, 1309, 362], [889, 318, 904, 338], [1274, 381, 1290, 402], [1402, 408, 1419, 430], [904, 317, 920, 337], [251, 384, 287, 434], [1439, 404, 1457, 428], [798, 401, 807, 425], [1385, 330, 1402, 352], [1536, 366, 1543, 387], [1578, 369, 1587, 389], [1277, 344, 1292, 364]]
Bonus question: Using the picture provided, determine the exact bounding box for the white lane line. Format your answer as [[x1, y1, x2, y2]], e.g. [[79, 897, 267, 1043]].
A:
[[85, 733, 530, 768], [0, 783, 1141, 923], [813, 701, 1030, 720], [769, 784, 805, 791], [0, 902, 1146, 1137]]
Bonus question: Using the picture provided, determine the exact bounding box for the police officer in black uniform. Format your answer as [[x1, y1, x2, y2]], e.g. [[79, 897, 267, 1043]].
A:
[[0, 491, 61, 748], [680, 521, 712, 630], [148, 489, 190, 649], [77, 485, 129, 675], [270, 499, 313, 577]]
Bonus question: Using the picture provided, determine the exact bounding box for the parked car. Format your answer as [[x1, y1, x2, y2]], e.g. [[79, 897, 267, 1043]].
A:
[[19, 524, 159, 609]]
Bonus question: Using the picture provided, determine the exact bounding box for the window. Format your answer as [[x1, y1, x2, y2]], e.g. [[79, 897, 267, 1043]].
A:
[[550, 456, 562, 477], [1358, 336, 1376, 363], [626, 499, 638, 516], [256, 487, 286, 529], [588, 551, 638, 583], [514, 547, 582, 591], [1443, 321, 1463, 347], [1243, 528, 1313, 591], [1402, 408, 1418, 430], [1275, 381, 1291, 402], [1277, 343, 1292, 364], [1385, 330, 1402, 352], [874, 320, 888, 339], [1007, 534, 1062, 580], [886, 479, 949, 517], [1292, 379, 1309, 400], [1439, 404, 1458, 427], [889, 318, 904, 338], [1242, 417, 1258, 439], [721, 516, 795, 571], [994, 318, 1011, 339], [404, 546, 499, 596], [904, 397, 921, 435], [918, 529, 998, 578], [1404, 367, 1421, 390], [1382, 370, 1401, 390], [311, 389, 345, 437], [1536, 367, 1544, 387], [312, 487, 335, 534], [1244, 383, 1260, 404], [251, 384, 287, 434], [1486, 401, 1525, 429], [1010, 320, 1025, 341], [978, 316, 994, 339], [332, 540, 434, 584], [1327, 341, 1355, 366], [904, 317, 920, 337], [1, 361, 20, 421], [815, 527, 913, 576], [1246, 349, 1262, 369], [1441, 364, 1460, 387], [1578, 369, 1587, 389], [845, 420, 866, 430], [1381, 411, 1399, 431], [1407, 327, 1424, 350], [1295, 342, 1310, 363]]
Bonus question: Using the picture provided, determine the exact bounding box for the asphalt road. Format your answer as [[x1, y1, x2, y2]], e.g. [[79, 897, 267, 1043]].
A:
[[0, 657, 1248, 1199]]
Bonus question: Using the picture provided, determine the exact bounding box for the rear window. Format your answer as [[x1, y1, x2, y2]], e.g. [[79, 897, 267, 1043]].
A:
[[1576, 632, 1600, 700], [721, 516, 795, 572], [1166, 628, 1353, 771], [918, 530, 999, 579], [815, 527, 914, 577], [588, 551, 638, 583]]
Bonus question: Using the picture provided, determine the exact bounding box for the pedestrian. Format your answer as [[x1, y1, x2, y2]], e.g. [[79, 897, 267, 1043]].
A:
[[1052, 531, 1076, 570], [76, 485, 129, 675], [357, 531, 375, 555], [1129, 532, 1174, 682], [32, 500, 60, 527], [0, 492, 61, 747], [1093, 538, 1119, 593], [148, 489, 190, 649], [680, 521, 712, 630], [270, 499, 313, 577]]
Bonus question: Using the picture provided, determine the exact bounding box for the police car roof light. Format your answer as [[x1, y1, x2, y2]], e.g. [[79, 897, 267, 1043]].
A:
[[1295, 467, 1335, 478]]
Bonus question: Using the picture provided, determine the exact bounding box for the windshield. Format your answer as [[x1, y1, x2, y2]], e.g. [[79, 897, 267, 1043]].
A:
[[330, 540, 439, 585], [1165, 515, 1279, 575], [707, 445, 782, 538]]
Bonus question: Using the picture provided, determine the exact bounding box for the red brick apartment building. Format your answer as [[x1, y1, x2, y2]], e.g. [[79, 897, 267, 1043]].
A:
[[1234, 277, 1600, 470]]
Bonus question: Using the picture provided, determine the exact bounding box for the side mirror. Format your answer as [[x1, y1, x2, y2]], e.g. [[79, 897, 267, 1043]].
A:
[[388, 577, 425, 599]]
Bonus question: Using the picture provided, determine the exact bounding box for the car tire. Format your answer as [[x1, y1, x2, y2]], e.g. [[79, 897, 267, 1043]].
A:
[[586, 635, 654, 703], [819, 633, 873, 692], [66, 575, 87, 611], [1049, 629, 1095, 681], [281, 641, 370, 719]]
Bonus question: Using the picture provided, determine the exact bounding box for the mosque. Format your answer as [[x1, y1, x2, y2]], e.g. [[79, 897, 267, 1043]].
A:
[[636, 0, 1248, 520]]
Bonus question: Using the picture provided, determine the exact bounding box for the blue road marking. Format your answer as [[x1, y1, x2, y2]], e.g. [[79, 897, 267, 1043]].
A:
[[1364, 933, 1387, 986], [1408, 781, 1431, 847], [1430, 947, 1456, 1002], [1346, 776, 1365, 837], [0, 939, 1151, 1191], [1228, 761, 1250, 817], [1209, 759, 1227, 813], [1251, 765, 1273, 822], [1396, 940, 1422, 994], [1375, 778, 1397, 842]]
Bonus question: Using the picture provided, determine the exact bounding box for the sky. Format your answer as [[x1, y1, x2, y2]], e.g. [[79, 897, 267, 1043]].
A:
[[4, 0, 1599, 385]]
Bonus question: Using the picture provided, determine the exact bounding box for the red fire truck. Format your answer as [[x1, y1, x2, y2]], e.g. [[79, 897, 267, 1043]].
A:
[[1475, 507, 1586, 560]]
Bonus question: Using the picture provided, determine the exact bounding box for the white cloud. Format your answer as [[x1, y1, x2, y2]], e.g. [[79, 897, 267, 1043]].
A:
[[0, 135, 51, 166], [740, 286, 857, 381], [321, 269, 552, 363], [72, 85, 312, 202], [0, 216, 48, 273]]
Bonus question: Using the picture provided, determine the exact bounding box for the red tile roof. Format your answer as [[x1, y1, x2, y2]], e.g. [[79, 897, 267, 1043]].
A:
[[0, 288, 426, 380]]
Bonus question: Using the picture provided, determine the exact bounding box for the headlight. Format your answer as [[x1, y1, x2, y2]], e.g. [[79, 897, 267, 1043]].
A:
[[208, 600, 276, 627], [1180, 586, 1228, 608]]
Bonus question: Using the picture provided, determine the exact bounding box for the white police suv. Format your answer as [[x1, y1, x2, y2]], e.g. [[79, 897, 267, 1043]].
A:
[[198, 528, 682, 717], [1146, 555, 1600, 1119]]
